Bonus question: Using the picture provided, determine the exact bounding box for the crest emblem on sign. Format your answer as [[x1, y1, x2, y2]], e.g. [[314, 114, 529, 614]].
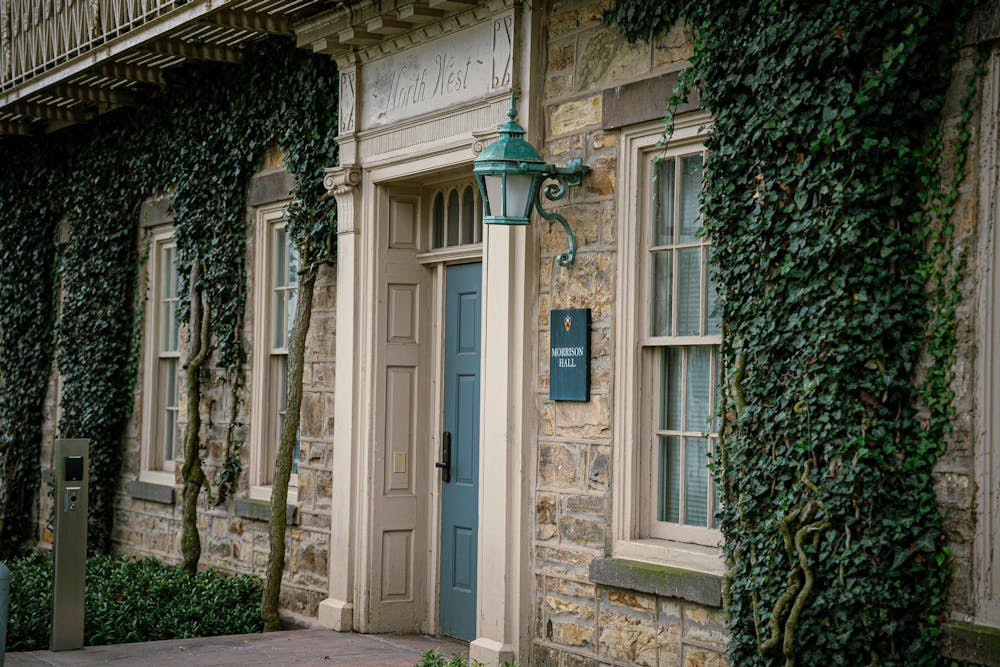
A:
[[564, 314, 572, 333]]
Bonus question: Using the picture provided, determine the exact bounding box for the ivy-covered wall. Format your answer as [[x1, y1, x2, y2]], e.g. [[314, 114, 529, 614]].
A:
[[0, 39, 338, 617], [656, 3, 976, 663]]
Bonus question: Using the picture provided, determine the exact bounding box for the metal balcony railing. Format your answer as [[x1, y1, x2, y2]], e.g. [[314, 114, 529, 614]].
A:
[[1, 0, 183, 91]]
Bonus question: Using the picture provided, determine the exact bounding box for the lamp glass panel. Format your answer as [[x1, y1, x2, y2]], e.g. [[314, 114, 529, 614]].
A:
[[505, 173, 535, 219], [483, 174, 503, 216]]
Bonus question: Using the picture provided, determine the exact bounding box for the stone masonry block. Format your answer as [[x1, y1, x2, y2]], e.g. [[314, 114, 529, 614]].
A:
[[576, 29, 651, 92], [539, 442, 584, 489], [597, 587, 658, 666], [682, 604, 728, 648], [551, 96, 603, 136]]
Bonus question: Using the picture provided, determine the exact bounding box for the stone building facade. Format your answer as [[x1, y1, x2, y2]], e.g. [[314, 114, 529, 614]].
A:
[[16, 0, 1000, 664]]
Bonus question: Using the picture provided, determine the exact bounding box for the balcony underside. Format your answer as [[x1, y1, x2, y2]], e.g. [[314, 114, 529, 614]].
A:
[[0, 0, 333, 135]]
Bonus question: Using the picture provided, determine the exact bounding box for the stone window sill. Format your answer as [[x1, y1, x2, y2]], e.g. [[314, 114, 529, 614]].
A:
[[589, 557, 723, 608], [942, 621, 1000, 665], [127, 480, 175, 505], [234, 497, 298, 525]]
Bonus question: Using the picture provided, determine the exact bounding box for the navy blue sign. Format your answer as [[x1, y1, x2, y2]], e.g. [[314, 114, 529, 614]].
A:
[[550, 308, 591, 402]]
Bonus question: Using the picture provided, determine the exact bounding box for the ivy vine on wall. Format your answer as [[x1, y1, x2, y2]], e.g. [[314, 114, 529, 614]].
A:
[[0, 37, 338, 558], [606, 1, 976, 664]]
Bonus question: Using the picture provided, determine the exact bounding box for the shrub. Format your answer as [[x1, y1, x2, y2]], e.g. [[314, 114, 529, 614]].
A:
[[414, 649, 519, 667], [5, 553, 263, 650]]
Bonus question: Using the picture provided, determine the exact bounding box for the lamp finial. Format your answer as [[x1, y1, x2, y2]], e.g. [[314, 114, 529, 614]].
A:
[[507, 91, 518, 121]]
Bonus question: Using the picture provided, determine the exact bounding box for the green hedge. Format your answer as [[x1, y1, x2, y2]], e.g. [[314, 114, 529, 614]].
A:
[[6, 553, 263, 651]]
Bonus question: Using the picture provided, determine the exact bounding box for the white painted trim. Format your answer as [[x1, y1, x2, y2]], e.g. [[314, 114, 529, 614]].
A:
[[974, 50, 1000, 627]]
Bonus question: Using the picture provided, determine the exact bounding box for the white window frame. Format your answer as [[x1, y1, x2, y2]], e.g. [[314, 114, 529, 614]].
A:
[[612, 114, 725, 574], [139, 225, 181, 485], [249, 202, 299, 503]]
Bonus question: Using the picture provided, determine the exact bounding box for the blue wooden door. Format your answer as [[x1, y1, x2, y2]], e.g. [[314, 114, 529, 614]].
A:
[[438, 262, 482, 641]]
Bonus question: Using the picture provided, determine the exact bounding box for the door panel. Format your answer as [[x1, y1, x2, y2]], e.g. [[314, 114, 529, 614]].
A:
[[439, 262, 482, 641]]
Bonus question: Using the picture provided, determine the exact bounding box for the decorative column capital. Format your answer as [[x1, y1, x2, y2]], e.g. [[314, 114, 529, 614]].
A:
[[324, 165, 361, 197]]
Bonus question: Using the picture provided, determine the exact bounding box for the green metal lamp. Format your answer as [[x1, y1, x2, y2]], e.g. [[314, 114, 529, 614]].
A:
[[474, 95, 589, 266]]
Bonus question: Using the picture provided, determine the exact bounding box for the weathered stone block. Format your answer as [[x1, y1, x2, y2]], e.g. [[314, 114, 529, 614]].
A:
[[681, 648, 727, 667], [537, 545, 593, 580], [545, 73, 575, 100], [682, 604, 728, 647], [562, 493, 607, 515], [585, 155, 616, 197], [576, 29, 651, 91], [544, 593, 596, 621], [588, 446, 610, 490], [589, 558, 723, 608], [537, 493, 558, 540], [551, 618, 595, 649], [549, 42, 577, 71], [551, 96, 603, 136], [555, 396, 611, 440], [558, 514, 606, 550], [551, 252, 615, 323], [539, 442, 583, 489], [126, 480, 175, 505], [653, 21, 695, 67], [597, 588, 657, 666]]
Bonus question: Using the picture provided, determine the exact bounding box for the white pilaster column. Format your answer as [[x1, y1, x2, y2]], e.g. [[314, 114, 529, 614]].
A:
[[469, 220, 532, 666], [317, 165, 362, 631]]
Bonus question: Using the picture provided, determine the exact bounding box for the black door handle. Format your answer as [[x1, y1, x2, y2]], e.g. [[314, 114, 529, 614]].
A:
[[435, 431, 451, 483]]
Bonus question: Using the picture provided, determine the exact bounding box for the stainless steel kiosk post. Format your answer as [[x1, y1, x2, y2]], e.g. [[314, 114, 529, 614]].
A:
[[50, 438, 89, 651]]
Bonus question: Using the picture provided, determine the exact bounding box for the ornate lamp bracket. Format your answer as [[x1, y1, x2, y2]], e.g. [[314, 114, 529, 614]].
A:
[[530, 158, 589, 267]]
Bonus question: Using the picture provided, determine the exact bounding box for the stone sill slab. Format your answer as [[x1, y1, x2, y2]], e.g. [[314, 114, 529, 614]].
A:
[[942, 620, 1000, 665], [234, 498, 298, 525], [589, 557, 722, 608], [127, 480, 175, 505]]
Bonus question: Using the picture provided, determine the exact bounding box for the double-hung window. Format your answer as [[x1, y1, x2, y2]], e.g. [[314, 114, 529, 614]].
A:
[[250, 203, 300, 499], [614, 113, 724, 568], [140, 227, 181, 483], [646, 146, 721, 543]]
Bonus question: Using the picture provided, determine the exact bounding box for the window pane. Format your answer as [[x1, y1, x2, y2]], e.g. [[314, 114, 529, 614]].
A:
[[161, 300, 173, 352], [447, 189, 460, 246], [660, 348, 682, 431], [678, 154, 703, 243], [685, 346, 711, 432], [433, 193, 445, 248], [676, 247, 701, 336], [650, 250, 672, 337], [275, 227, 287, 288], [655, 159, 675, 246], [274, 292, 286, 348], [287, 239, 298, 288], [706, 249, 721, 337], [462, 186, 475, 245], [286, 290, 297, 344], [658, 435, 681, 523], [684, 437, 709, 526], [163, 358, 177, 462]]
